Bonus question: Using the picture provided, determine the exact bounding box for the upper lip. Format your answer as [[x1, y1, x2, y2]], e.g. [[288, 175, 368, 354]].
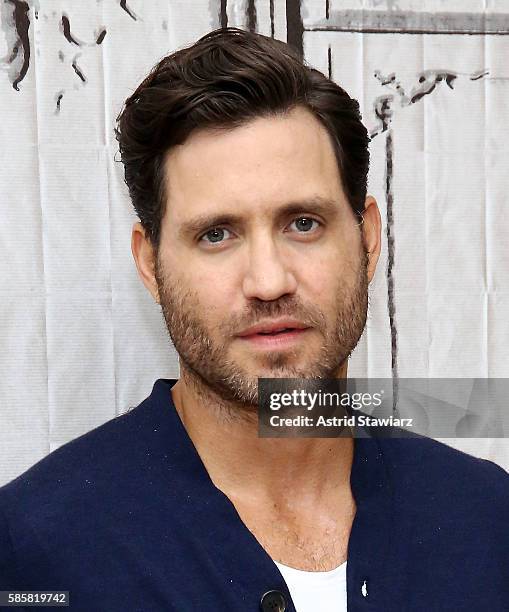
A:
[[236, 318, 309, 337]]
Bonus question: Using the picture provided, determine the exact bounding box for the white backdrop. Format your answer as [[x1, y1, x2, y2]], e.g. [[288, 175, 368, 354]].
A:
[[1, 0, 508, 486]]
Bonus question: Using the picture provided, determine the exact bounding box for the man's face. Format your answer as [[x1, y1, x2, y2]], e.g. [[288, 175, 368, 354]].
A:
[[154, 106, 370, 407]]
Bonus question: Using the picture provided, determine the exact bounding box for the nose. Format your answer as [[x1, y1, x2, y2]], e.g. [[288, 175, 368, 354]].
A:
[[241, 234, 298, 301]]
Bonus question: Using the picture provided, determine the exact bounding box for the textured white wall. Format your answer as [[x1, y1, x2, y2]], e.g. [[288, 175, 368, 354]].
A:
[[1, 0, 508, 486]]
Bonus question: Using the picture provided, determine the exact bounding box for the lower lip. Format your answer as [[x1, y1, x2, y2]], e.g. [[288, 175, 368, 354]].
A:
[[237, 328, 309, 348]]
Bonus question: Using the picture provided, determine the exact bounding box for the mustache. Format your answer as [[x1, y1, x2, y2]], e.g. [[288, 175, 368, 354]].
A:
[[229, 301, 326, 334]]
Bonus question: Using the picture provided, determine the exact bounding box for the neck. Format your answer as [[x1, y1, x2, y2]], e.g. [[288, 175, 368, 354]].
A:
[[170, 361, 354, 508]]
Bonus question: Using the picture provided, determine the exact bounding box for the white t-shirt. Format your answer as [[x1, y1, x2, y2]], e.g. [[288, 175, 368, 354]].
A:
[[273, 560, 347, 611]]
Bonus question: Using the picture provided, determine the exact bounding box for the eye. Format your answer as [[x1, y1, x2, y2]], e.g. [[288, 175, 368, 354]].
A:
[[287, 217, 321, 233], [199, 227, 233, 245]]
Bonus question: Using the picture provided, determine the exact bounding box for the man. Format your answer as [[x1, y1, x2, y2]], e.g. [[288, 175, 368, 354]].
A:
[[0, 27, 507, 612]]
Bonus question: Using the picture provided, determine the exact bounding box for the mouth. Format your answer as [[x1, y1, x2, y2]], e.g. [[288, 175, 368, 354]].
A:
[[237, 327, 309, 348], [256, 328, 295, 335]]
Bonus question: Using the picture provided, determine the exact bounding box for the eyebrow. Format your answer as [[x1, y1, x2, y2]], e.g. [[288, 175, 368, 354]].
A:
[[178, 196, 342, 240]]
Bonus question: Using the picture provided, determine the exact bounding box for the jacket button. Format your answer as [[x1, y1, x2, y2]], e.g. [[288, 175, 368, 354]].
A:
[[260, 590, 287, 611]]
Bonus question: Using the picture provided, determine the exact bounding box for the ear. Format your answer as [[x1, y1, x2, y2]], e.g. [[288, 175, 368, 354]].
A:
[[360, 195, 382, 283], [131, 222, 160, 304]]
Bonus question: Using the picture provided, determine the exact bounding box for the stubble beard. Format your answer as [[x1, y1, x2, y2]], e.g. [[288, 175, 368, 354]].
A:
[[154, 247, 369, 411]]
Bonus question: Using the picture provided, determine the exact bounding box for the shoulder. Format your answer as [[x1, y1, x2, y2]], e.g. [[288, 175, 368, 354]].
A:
[[0, 395, 161, 513], [0, 395, 175, 584], [0, 404, 138, 586], [379, 433, 508, 482], [378, 434, 509, 519]]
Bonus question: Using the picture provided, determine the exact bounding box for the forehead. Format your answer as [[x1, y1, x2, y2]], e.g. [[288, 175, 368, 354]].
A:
[[162, 105, 348, 227]]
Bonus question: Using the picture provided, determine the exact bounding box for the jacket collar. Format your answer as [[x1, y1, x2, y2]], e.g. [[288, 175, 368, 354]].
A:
[[143, 378, 394, 609]]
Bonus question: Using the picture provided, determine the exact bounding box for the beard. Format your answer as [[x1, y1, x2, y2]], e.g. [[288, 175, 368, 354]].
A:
[[154, 245, 369, 410]]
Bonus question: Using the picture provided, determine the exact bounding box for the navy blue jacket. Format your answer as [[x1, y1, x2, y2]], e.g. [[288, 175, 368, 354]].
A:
[[1, 378, 508, 611]]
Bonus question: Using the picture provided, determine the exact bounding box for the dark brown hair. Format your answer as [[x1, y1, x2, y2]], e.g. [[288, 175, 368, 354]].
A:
[[114, 27, 370, 253]]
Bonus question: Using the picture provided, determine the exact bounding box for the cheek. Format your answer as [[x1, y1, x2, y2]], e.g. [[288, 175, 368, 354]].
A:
[[305, 263, 330, 295], [191, 273, 234, 319], [195, 269, 231, 294], [304, 250, 343, 290], [303, 247, 359, 307]]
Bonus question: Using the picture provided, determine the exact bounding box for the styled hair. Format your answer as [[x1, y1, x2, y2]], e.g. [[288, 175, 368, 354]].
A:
[[114, 27, 370, 253]]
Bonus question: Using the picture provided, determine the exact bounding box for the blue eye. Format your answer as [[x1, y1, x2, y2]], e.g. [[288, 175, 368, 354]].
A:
[[200, 227, 233, 244], [198, 217, 321, 247], [289, 217, 320, 233]]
